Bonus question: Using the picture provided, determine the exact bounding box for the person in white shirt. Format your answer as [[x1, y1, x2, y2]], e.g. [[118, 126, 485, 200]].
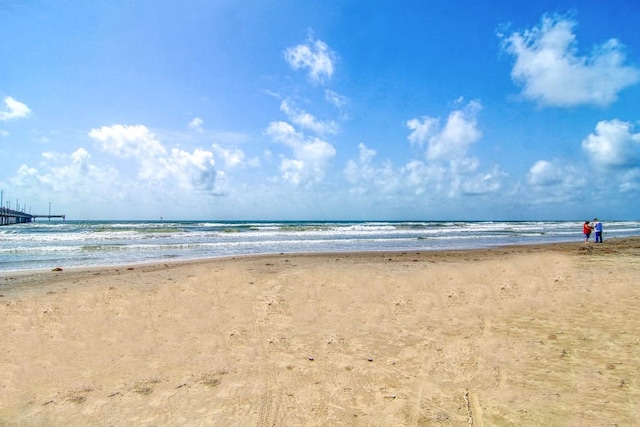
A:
[[593, 218, 603, 243]]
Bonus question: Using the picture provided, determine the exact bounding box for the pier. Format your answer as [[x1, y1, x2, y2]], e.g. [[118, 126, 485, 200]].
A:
[[0, 191, 66, 226], [1, 207, 66, 225]]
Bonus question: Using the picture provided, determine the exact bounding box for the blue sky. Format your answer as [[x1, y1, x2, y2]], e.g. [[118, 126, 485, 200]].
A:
[[1, 0, 639, 220]]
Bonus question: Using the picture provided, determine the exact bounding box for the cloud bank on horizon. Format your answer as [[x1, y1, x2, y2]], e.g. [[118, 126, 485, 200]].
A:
[[1, 2, 639, 220]]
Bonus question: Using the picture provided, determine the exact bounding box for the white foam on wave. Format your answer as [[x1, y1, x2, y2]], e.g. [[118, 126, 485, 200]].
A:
[[2, 220, 639, 272]]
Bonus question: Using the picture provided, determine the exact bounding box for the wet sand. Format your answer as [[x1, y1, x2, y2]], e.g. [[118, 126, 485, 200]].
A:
[[1, 237, 639, 425]]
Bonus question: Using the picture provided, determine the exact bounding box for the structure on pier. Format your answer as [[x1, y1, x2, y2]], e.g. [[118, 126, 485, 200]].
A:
[[0, 207, 66, 226]]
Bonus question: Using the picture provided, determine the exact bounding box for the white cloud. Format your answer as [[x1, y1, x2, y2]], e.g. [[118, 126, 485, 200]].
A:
[[527, 160, 565, 186], [460, 166, 506, 195], [89, 124, 166, 158], [265, 120, 336, 186], [325, 90, 350, 121], [527, 137, 640, 207], [10, 141, 229, 217], [212, 144, 259, 169], [350, 159, 401, 196], [89, 124, 224, 194], [450, 156, 480, 174], [70, 147, 91, 165], [344, 142, 504, 200], [325, 90, 349, 108], [0, 96, 31, 121], [280, 99, 338, 134], [265, 121, 302, 147], [188, 117, 204, 132], [284, 38, 337, 84], [346, 102, 504, 200], [14, 148, 120, 198], [406, 116, 438, 147], [435, 159, 504, 198], [167, 147, 225, 193], [582, 119, 640, 168], [344, 143, 379, 185], [406, 100, 482, 161], [402, 160, 446, 194], [278, 157, 306, 187], [524, 158, 588, 206], [502, 14, 640, 107]]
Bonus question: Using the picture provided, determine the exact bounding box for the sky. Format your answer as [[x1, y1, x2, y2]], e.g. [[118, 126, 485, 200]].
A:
[[1, 0, 639, 221]]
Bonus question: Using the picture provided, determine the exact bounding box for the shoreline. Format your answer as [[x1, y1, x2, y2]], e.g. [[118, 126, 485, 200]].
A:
[[4, 219, 639, 275], [1, 236, 639, 425], [1, 235, 632, 280], [1, 237, 636, 300]]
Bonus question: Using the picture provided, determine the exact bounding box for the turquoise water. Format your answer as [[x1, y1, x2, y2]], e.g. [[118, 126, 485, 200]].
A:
[[1, 220, 638, 272]]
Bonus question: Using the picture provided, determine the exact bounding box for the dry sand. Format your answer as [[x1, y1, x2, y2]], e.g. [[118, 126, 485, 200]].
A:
[[1, 237, 639, 426]]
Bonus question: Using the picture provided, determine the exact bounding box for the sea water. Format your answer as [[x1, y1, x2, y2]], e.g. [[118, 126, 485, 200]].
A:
[[1, 220, 638, 272]]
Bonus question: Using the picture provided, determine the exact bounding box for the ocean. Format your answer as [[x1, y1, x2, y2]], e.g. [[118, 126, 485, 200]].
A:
[[1, 220, 638, 273]]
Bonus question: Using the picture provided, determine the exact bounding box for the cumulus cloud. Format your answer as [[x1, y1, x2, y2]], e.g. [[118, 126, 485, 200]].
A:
[[89, 124, 166, 158], [344, 143, 406, 196], [344, 101, 505, 200], [188, 117, 204, 132], [265, 120, 336, 186], [167, 147, 224, 192], [406, 100, 482, 161], [344, 143, 377, 184], [528, 123, 640, 206], [280, 99, 338, 134], [11, 138, 230, 217], [402, 160, 446, 194], [527, 160, 566, 186], [502, 14, 640, 107], [284, 37, 337, 84], [406, 116, 438, 147], [525, 158, 588, 206], [14, 148, 120, 198], [459, 166, 506, 195], [582, 119, 640, 168], [345, 143, 380, 184], [0, 96, 31, 121], [212, 144, 259, 169], [344, 141, 503, 199], [89, 124, 225, 194]]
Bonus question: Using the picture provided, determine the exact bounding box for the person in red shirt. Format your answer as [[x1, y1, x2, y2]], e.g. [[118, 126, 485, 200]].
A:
[[583, 220, 593, 242]]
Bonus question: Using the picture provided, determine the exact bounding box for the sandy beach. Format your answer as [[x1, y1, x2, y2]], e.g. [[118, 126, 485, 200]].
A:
[[1, 237, 639, 426]]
